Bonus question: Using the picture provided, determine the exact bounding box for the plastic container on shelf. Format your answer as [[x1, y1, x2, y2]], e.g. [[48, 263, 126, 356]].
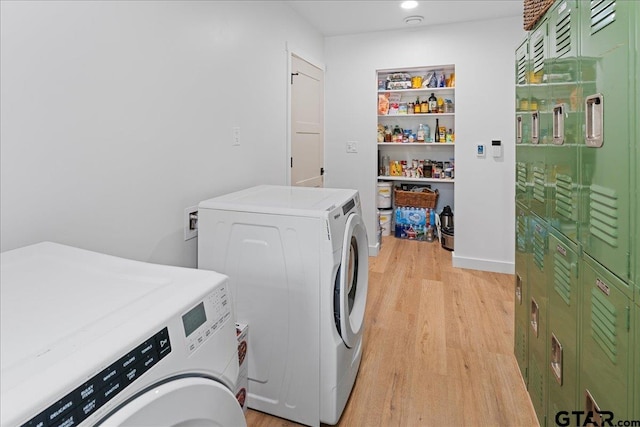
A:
[[377, 182, 393, 208], [379, 209, 393, 236]]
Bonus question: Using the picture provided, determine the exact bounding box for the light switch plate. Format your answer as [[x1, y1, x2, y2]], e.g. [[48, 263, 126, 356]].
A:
[[346, 141, 358, 153], [476, 144, 485, 157]]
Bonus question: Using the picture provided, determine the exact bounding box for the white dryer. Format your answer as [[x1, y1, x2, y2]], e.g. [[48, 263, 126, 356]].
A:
[[198, 185, 369, 427], [0, 242, 246, 427]]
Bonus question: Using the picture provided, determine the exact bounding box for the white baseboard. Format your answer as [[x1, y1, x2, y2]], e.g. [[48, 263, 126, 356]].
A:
[[451, 252, 514, 274], [368, 242, 380, 257]]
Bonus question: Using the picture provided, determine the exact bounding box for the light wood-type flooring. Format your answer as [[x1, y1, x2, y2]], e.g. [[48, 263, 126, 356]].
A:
[[245, 236, 539, 427]]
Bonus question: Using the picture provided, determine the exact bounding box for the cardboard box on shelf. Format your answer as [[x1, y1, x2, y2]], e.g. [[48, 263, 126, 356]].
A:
[[235, 323, 248, 413]]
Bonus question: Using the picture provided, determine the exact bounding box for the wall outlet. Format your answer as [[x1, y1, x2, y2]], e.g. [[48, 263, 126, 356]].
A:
[[346, 141, 358, 153], [232, 127, 240, 146], [184, 206, 198, 241]]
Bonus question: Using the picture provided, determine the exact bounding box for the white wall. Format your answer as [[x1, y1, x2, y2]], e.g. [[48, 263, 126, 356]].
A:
[[324, 16, 526, 272], [0, 1, 323, 266]]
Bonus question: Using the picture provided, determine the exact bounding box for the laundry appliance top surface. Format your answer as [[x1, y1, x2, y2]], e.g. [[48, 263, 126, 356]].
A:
[[199, 185, 358, 217], [0, 241, 228, 393]]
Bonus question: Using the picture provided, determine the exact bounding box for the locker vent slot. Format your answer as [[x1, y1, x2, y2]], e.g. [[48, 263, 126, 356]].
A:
[[553, 252, 572, 305], [515, 323, 527, 373], [517, 214, 527, 252], [555, 174, 574, 220], [517, 52, 527, 84], [590, 0, 616, 35], [590, 286, 618, 363], [533, 167, 546, 203], [589, 184, 619, 248], [532, 35, 545, 75], [516, 162, 527, 194], [533, 228, 545, 271], [529, 356, 545, 416], [555, 11, 572, 57]]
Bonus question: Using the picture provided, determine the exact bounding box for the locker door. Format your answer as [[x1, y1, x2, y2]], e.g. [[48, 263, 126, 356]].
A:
[[529, 21, 552, 221], [516, 37, 532, 208], [635, 303, 640, 420], [580, 254, 632, 420], [547, 0, 581, 243], [579, 0, 633, 281], [515, 202, 530, 383], [528, 213, 550, 426], [547, 231, 580, 417]]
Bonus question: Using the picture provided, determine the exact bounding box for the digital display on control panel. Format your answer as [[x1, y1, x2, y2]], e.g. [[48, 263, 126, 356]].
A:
[[342, 198, 356, 215], [182, 301, 206, 338]]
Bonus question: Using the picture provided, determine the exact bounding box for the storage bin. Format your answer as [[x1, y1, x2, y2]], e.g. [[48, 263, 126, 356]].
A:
[[394, 187, 438, 209]]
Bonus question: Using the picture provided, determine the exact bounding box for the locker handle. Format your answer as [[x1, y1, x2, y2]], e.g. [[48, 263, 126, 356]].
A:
[[551, 334, 563, 385], [515, 274, 522, 304], [553, 104, 565, 145], [531, 111, 540, 144], [516, 115, 523, 144], [585, 94, 604, 147], [530, 298, 539, 337]]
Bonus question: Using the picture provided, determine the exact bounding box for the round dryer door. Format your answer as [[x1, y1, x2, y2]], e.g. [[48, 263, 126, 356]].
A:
[[98, 376, 246, 427], [336, 212, 369, 348]]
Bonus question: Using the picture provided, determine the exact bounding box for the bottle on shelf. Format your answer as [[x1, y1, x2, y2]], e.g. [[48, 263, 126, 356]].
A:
[[420, 98, 429, 114], [417, 124, 425, 142], [428, 93, 437, 113], [435, 118, 440, 142], [414, 97, 421, 114]]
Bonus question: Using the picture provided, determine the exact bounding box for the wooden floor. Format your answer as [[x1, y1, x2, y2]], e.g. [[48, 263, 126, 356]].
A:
[[245, 236, 539, 427]]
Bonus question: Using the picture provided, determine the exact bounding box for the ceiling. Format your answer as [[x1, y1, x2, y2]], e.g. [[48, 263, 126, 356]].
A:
[[285, 1, 524, 37]]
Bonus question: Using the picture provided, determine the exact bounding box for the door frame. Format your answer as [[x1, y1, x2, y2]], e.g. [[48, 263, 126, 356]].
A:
[[285, 42, 325, 185]]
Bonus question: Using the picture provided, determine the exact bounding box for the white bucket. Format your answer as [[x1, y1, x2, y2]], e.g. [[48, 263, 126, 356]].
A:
[[379, 209, 393, 236], [377, 182, 393, 208]]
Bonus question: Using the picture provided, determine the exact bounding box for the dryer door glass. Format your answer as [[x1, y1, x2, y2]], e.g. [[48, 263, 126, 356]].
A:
[[97, 376, 246, 427], [335, 213, 369, 348]]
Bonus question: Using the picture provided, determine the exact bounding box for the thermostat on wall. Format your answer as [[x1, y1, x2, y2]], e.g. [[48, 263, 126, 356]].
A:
[[476, 144, 485, 157], [492, 140, 502, 158]]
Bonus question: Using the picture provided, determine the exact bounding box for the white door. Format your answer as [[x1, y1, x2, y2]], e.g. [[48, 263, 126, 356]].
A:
[[98, 377, 246, 427], [290, 54, 324, 187], [335, 213, 369, 348]]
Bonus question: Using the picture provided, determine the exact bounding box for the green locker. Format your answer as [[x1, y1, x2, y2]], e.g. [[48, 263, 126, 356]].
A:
[[516, 37, 532, 208], [547, 0, 581, 243], [635, 302, 639, 419], [528, 213, 550, 426], [633, 302, 640, 420], [547, 230, 580, 417], [515, 202, 530, 383], [580, 254, 632, 420], [529, 21, 552, 221], [578, 0, 634, 283]]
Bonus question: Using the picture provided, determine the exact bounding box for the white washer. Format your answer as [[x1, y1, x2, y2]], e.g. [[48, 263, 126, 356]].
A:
[[0, 242, 246, 427], [198, 185, 369, 427]]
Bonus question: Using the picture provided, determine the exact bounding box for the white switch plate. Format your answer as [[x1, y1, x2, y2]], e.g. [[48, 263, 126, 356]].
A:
[[476, 144, 486, 157], [232, 127, 240, 146], [346, 141, 358, 153]]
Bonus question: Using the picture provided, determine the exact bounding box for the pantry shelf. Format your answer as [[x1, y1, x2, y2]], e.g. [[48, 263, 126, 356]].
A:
[[378, 176, 455, 183], [378, 87, 454, 94], [378, 113, 454, 118], [378, 142, 454, 146]]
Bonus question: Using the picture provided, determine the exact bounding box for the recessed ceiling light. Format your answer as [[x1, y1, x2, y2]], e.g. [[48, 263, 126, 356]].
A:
[[403, 15, 424, 25], [401, 1, 418, 9]]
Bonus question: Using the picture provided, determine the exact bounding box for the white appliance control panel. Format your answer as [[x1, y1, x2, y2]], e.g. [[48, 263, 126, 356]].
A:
[[21, 328, 172, 427], [182, 285, 231, 354]]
